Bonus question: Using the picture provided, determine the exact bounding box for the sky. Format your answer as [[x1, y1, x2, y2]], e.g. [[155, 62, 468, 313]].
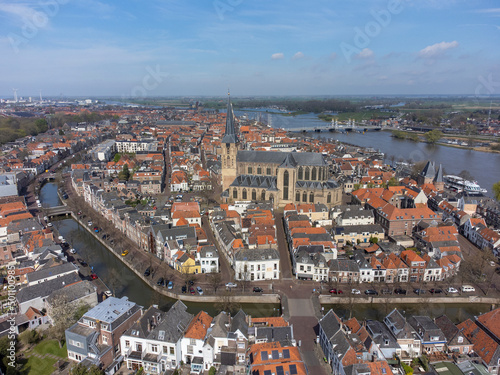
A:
[[0, 0, 499, 97]]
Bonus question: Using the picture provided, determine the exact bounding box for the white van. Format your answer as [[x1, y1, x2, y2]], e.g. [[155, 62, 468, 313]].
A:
[[461, 285, 475, 292]]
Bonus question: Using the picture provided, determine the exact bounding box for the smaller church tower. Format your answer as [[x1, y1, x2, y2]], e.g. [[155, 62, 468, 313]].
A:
[[221, 91, 239, 191]]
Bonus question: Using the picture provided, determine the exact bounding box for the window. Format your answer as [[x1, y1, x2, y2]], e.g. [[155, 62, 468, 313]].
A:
[[102, 335, 108, 344], [303, 192, 307, 202], [298, 167, 303, 180], [151, 344, 158, 353], [327, 194, 331, 203], [309, 192, 314, 203], [267, 167, 271, 175], [311, 167, 317, 180], [252, 190, 257, 200], [261, 190, 266, 200], [305, 167, 310, 180], [125, 341, 130, 348], [242, 189, 247, 199], [170, 347, 175, 355], [296, 191, 300, 201], [248, 166, 252, 174], [257, 167, 262, 174], [283, 171, 289, 200], [233, 189, 237, 199], [187, 345, 194, 354]]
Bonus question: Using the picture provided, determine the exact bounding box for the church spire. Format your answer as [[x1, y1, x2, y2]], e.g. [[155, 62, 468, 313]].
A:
[[222, 90, 238, 144]]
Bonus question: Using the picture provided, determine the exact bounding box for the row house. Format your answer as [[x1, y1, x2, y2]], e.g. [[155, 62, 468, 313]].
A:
[[332, 224, 385, 248], [293, 246, 329, 281], [121, 301, 193, 373], [384, 309, 421, 362], [234, 248, 280, 281], [407, 316, 446, 354], [66, 297, 142, 374], [376, 204, 440, 237]]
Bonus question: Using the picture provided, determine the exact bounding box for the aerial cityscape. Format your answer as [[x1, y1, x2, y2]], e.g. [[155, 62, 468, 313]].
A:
[[1, 1, 500, 375]]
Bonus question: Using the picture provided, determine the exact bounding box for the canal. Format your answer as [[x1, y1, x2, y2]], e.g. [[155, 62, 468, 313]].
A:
[[41, 181, 493, 321], [40, 182, 280, 317], [239, 110, 500, 196]]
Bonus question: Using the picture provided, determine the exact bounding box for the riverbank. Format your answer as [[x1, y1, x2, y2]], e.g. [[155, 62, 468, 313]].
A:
[[319, 295, 500, 306], [381, 128, 500, 154]]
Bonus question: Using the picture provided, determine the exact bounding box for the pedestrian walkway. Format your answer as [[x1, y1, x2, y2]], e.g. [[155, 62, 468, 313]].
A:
[[287, 295, 328, 375]]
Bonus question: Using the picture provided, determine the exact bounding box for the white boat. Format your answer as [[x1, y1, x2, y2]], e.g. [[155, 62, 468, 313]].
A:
[[444, 175, 487, 195]]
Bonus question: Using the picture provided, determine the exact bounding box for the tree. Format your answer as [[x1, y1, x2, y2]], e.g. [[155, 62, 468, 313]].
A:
[[493, 181, 500, 201], [424, 129, 442, 144], [208, 366, 216, 375], [208, 272, 222, 293], [118, 164, 130, 181], [387, 177, 398, 187], [19, 329, 40, 346], [215, 291, 240, 314], [113, 153, 121, 163], [369, 236, 379, 244], [458, 170, 475, 181], [47, 294, 89, 347], [70, 363, 104, 375]]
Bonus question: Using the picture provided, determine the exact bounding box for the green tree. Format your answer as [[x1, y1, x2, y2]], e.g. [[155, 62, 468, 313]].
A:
[[70, 363, 104, 375], [19, 329, 39, 345], [493, 181, 500, 201], [208, 367, 216, 375], [387, 177, 398, 187], [118, 164, 130, 181], [424, 129, 442, 144], [113, 153, 121, 163], [402, 363, 413, 375], [369, 237, 379, 244]]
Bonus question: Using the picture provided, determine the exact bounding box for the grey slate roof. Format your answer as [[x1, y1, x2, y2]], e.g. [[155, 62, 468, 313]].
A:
[[421, 161, 436, 179], [237, 150, 327, 166], [366, 320, 401, 350], [229, 175, 278, 191], [47, 280, 96, 305], [234, 248, 279, 262], [319, 310, 342, 340], [222, 94, 238, 144], [16, 273, 82, 303], [334, 224, 384, 236], [27, 262, 78, 283], [230, 309, 249, 339], [255, 326, 293, 346]]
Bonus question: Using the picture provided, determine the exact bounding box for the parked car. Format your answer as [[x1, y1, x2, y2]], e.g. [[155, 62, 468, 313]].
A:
[[461, 285, 475, 292], [414, 288, 426, 295], [490, 261, 496, 267], [329, 288, 343, 294], [181, 285, 187, 293], [69, 248, 77, 254], [225, 282, 237, 288], [446, 287, 458, 294], [77, 211, 82, 215], [351, 289, 361, 295], [381, 288, 392, 295], [365, 289, 378, 295], [90, 273, 98, 280], [144, 267, 151, 277], [394, 288, 407, 295], [104, 290, 112, 298], [121, 250, 129, 256], [429, 288, 443, 294], [189, 287, 195, 295], [196, 286, 203, 295], [156, 278, 164, 286], [167, 281, 173, 290], [253, 287, 263, 293], [88, 221, 92, 226]]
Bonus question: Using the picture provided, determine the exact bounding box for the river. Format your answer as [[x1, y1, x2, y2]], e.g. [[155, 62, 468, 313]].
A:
[[236, 110, 500, 196]]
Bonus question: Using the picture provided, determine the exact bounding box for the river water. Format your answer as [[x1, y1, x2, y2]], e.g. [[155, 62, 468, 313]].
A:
[[237, 110, 500, 196]]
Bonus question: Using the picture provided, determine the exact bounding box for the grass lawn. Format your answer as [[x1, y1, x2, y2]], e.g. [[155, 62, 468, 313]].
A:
[[32, 340, 67, 358], [21, 355, 58, 375]]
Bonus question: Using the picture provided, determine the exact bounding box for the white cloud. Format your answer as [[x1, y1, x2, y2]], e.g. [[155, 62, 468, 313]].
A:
[[418, 41, 458, 58], [476, 8, 500, 14], [292, 51, 304, 60], [271, 52, 284, 60], [356, 48, 374, 59]]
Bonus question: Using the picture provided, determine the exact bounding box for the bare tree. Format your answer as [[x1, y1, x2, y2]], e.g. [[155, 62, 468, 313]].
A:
[[208, 272, 222, 293], [47, 294, 89, 348], [215, 291, 240, 314]]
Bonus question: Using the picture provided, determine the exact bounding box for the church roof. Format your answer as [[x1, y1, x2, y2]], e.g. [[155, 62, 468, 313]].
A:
[[434, 164, 443, 183], [421, 161, 436, 179], [221, 92, 238, 144], [230, 175, 279, 191], [279, 153, 297, 168], [237, 150, 326, 166]]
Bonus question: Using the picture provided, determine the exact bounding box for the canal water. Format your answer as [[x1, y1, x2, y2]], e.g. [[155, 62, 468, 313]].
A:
[[41, 182, 279, 317], [238, 110, 500, 196]]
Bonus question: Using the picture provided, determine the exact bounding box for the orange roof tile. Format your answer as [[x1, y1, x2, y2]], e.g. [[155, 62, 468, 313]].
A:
[[184, 311, 212, 340]]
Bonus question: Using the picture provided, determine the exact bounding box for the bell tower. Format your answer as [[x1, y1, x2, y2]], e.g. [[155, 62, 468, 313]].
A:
[[221, 91, 239, 191]]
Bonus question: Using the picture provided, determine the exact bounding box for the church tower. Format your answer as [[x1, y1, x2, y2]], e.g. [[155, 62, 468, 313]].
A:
[[221, 91, 239, 191]]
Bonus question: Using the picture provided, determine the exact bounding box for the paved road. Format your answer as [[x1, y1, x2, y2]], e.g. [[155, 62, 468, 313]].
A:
[[202, 215, 234, 282], [275, 211, 293, 279]]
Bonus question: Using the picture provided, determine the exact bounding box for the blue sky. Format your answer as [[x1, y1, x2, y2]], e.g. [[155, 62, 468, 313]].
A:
[[0, 0, 499, 97]]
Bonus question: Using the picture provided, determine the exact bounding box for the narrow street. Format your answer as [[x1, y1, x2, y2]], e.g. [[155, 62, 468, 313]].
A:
[[201, 215, 234, 282], [275, 211, 293, 279]]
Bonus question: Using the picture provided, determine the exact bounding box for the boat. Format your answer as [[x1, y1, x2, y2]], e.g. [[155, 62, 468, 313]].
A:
[[444, 175, 487, 195]]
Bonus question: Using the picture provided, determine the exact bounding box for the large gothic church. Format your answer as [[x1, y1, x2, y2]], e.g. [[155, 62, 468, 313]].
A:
[[221, 94, 342, 209]]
